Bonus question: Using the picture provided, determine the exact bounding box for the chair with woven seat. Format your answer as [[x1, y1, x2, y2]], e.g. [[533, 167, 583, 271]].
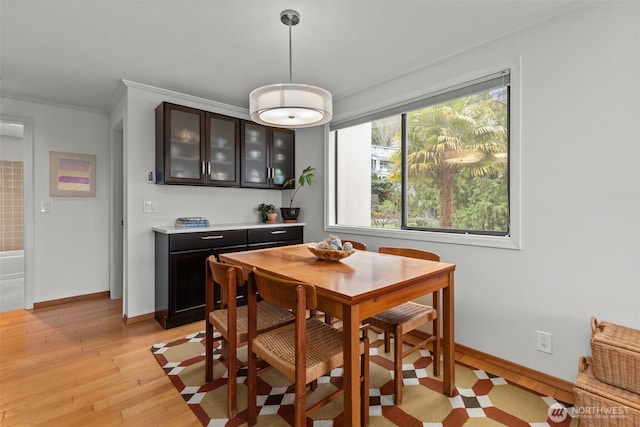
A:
[[247, 267, 369, 427], [366, 246, 440, 404], [204, 257, 295, 419]]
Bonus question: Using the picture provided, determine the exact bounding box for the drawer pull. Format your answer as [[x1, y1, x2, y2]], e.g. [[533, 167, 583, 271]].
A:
[[270, 230, 287, 235], [201, 235, 224, 240]]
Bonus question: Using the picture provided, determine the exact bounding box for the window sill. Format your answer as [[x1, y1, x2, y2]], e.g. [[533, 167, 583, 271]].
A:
[[324, 224, 520, 250]]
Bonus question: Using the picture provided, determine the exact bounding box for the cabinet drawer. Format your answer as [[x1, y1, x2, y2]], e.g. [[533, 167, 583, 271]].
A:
[[248, 227, 303, 244], [169, 229, 247, 251]]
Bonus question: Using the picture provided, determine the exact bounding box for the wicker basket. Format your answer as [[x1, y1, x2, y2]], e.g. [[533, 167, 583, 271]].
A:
[[307, 244, 355, 261], [573, 356, 640, 427], [590, 317, 640, 394]]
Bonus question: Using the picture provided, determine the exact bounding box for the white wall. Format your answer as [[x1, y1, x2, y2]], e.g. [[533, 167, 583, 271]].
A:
[[323, 2, 640, 382], [0, 98, 110, 303], [0, 135, 23, 161], [117, 82, 321, 319]]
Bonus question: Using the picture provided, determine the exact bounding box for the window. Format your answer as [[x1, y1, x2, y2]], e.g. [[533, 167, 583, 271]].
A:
[[329, 71, 513, 242]]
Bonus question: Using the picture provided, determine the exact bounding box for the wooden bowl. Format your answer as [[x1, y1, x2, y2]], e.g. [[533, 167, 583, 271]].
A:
[[307, 244, 355, 261]]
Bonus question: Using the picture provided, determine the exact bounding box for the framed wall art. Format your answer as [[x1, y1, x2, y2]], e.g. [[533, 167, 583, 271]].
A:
[[49, 151, 96, 197]]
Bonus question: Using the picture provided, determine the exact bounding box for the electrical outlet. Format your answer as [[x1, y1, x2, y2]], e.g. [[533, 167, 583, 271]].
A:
[[536, 330, 552, 354]]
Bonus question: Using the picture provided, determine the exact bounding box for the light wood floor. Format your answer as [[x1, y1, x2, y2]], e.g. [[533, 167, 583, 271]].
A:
[[1, 297, 201, 426], [0, 297, 574, 426]]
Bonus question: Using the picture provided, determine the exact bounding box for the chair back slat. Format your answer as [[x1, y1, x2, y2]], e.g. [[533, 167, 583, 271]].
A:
[[207, 257, 244, 308], [252, 267, 318, 311], [342, 239, 367, 250], [379, 246, 440, 261]]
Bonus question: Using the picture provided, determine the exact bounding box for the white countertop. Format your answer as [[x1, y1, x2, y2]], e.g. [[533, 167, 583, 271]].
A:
[[152, 222, 305, 234]]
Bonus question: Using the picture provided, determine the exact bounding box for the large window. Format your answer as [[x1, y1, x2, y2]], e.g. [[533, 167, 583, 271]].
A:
[[330, 71, 511, 238]]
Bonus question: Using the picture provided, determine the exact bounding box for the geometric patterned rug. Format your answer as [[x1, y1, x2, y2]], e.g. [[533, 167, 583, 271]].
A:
[[151, 329, 578, 427]]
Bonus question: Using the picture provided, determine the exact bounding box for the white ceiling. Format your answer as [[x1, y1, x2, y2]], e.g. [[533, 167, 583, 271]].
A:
[[0, 1, 582, 113]]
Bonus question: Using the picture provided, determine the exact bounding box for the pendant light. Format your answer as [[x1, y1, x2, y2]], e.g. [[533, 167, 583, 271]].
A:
[[249, 9, 332, 129]]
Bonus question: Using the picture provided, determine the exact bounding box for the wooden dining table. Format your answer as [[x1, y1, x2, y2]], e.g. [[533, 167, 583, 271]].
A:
[[219, 243, 456, 427]]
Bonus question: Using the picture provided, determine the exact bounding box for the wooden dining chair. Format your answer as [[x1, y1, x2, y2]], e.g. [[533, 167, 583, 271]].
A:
[[341, 239, 367, 250], [204, 257, 295, 419], [366, 246, 440, 404], [247, 267, 369, 427]]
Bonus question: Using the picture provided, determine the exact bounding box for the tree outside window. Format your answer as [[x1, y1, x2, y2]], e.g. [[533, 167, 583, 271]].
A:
[[333, 73, 510, 236]]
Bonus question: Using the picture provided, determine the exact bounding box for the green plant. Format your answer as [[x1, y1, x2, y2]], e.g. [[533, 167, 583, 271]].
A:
[[257, 203, 276, 214], [282, 166, 316, 208], [257, 203, 276, 222]]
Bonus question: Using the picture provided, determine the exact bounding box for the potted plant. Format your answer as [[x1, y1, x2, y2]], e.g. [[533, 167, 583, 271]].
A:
[[280, 166, 316, 222], [257, 203, 277, 223]]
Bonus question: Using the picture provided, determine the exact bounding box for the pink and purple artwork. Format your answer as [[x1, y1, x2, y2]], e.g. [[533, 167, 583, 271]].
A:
[[49, 151, 96, 197]]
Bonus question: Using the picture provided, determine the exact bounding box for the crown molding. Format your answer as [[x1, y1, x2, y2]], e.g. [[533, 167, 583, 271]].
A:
[[119, 79, 249, 119], [0, 91, 107, 115]]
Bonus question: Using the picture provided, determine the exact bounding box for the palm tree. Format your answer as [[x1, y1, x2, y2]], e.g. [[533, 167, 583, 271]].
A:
[[398, 93, 507, 229]]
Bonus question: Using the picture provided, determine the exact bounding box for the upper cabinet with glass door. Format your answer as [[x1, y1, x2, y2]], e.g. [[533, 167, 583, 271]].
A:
[[156, 102, 205, 184], [156, 102, 293, 188], [207, 112, 240, 186], [270, 128, 295, 188], [241, 121, 269, 188], [241, 121, 295, 189], [156, 103, 241, 186]]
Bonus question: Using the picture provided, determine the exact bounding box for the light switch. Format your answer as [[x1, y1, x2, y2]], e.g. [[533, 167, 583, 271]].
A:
[[40, 200, 51, 213], [143, 200, 158, 213]]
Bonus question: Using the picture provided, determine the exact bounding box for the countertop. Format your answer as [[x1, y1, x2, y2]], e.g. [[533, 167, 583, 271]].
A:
[[152, 222, 305, 234]]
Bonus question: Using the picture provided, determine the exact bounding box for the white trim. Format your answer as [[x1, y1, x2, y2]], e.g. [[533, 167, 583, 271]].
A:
[[120, 80, 250, 119], [325, 59, 522, 251], [0, 91, 107, 115], [324, 224, 519, 250]]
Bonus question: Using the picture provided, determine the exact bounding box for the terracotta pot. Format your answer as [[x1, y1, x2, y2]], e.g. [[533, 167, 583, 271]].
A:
[[266, 212, 278, 223]]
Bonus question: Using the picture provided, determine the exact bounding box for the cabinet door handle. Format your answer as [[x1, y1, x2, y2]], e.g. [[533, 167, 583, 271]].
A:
[[201, 161, 205, 175], [207, 162, 211, 175], [201, 235, 224, 240], [270, 230, 287, 235]]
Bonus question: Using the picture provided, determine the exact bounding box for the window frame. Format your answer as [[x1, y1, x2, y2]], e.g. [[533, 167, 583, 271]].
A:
[[324, 64, 521, 250]]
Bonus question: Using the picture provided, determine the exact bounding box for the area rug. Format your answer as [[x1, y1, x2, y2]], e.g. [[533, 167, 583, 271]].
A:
[[152, 329, 577, 426]]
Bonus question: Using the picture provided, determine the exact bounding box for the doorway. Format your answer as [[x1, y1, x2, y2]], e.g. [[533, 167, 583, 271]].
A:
[[110, 121, 124, 301], [0, 117, 33, 312]]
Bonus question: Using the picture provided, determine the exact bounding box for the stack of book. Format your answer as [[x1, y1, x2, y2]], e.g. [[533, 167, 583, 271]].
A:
[[175, 217, 211, 228]]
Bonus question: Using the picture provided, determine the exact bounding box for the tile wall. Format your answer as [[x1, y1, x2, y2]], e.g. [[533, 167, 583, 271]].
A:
[[0, 160, 24, 251]]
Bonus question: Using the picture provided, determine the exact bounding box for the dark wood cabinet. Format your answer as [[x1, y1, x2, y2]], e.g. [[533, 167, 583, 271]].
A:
[[155, 102, 241, 186], [155, 102, 206, 185], [247, 226, 304, 250], [154, 225, 304, 329], [155, 229, 247, 329], [156, 102, 294, 189], [240, 121, 295, 189], [206, 112, 241, 186]]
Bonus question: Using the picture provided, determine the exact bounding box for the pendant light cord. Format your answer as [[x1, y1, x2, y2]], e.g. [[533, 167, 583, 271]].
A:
[[288, 20, 293, 83]]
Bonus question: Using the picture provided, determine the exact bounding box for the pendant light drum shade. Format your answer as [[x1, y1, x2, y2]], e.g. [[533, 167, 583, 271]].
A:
[[249, 9, 333, 129], [249, 83, 332, 128]]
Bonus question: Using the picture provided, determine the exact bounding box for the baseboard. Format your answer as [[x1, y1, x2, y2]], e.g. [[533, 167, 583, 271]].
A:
[[33, 290, 110, 309], [123, 312, 155, 324], [455, 343, 575, 396], [409, 330, 575, 400]]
